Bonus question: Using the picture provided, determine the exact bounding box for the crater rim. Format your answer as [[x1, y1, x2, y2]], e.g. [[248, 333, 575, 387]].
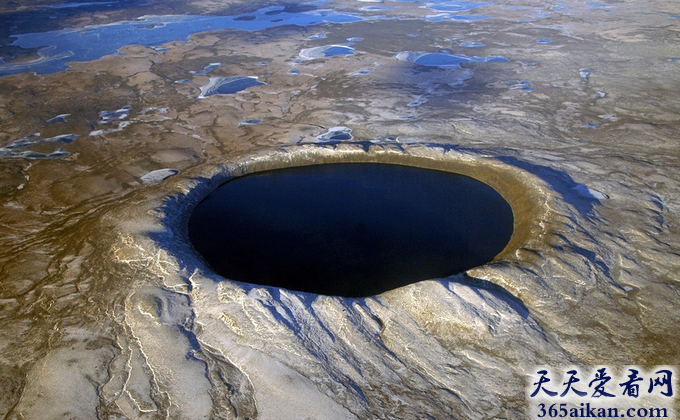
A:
[[167, 143, 550, 295]]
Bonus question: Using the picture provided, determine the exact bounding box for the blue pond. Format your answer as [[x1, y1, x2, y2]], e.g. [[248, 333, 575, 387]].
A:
[[299, 45, 355, 60], [395, 51, 509, 68], [198, 76, 265, 98]]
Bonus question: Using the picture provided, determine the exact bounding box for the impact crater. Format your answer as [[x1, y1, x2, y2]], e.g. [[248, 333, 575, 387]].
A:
[[183, 144, 546, 297]]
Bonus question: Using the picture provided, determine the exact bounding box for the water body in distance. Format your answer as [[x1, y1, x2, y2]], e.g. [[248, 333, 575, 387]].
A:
[[188, 163, 514, 297]]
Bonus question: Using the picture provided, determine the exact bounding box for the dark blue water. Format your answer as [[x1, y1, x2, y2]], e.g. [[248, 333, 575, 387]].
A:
[[188, 163, 514, 297]]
